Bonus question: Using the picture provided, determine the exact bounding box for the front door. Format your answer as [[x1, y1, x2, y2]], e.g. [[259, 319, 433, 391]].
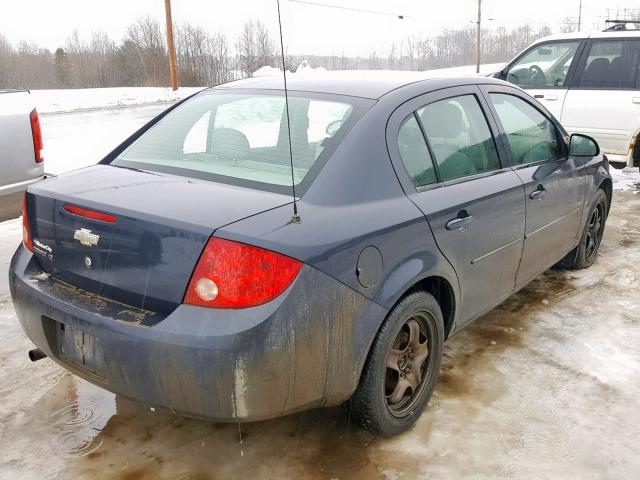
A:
[[501, 39, 583, 119], [561, 38, 640, 165], [391, 87, 526, 324], [484, 88, 584, 288]]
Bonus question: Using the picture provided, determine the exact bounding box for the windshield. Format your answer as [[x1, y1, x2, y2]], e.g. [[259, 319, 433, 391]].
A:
[[112, 90, 368, 194]]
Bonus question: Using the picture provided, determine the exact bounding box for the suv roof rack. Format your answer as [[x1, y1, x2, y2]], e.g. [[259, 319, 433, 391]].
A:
[[604, 19, 640, 32]]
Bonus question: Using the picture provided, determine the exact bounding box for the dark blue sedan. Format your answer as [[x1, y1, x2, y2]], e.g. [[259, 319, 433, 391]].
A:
[[10, 72, 611, 436]]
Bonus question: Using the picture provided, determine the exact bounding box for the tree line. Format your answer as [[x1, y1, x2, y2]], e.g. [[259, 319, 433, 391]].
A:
[[0, 17, 553, 90]]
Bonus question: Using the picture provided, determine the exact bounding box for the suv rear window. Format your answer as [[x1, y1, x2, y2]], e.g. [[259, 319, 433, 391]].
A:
[[112, 91, 370, 194]]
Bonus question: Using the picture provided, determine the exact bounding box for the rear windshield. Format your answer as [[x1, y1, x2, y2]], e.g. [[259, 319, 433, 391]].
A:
[[111, 90, 370, 194]]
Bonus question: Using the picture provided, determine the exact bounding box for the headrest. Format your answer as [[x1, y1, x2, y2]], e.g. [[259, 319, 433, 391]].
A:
[[609, 56, 633, 88], [582, 57, 610, 84], [421, 102, 466, 139], [399, 119, 423, 146], [211, 128, 250, 159]]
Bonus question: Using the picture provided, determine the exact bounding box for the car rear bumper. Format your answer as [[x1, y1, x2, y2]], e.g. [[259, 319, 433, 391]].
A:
[[9, 245, 386, 422]]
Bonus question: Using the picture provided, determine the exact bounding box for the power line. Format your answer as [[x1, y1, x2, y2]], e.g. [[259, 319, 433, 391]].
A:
[[287, 0, 406, 19]]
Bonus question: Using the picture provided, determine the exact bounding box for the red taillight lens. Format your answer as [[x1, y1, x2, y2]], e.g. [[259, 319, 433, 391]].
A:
[[63, 204, 117, 223], [23, 193, 33, 252], [184, 237, 302, 309], [29, 109, 43, 164]]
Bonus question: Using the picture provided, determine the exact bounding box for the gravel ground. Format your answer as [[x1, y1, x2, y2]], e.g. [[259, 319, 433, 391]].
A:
[[0, 189, 639, 480]]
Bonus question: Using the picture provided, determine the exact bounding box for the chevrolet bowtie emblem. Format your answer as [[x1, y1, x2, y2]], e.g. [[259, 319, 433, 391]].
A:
[[74, 228, 100, 247]]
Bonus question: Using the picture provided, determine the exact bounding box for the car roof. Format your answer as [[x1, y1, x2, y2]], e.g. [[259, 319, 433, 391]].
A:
[[212, 70, 506, 100], [530, 29, 640, 45]]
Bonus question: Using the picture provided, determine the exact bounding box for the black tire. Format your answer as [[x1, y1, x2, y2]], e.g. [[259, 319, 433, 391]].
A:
[[571, 188, 608, 270], [348, 291, 444, 437]]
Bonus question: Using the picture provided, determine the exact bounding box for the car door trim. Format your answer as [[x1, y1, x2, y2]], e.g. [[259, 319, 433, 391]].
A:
[[470, 238, 522, 265], [525, 206, 582, 239]]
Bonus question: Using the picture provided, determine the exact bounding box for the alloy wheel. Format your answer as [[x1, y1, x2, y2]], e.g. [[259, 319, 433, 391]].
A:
[[585, 200, 605, 262], [385, 313, 432, 417]]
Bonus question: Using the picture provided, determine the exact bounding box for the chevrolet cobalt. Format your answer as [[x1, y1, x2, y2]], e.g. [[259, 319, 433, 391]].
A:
[[10, 72, 611, 436]]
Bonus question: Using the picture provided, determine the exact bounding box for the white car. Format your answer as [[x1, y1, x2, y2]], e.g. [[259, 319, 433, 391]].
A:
[[496, 28, 640, 167]]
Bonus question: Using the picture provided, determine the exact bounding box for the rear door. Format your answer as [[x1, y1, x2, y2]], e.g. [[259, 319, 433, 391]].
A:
[[388, 86, 526, 325], [500, 39, 584, 119], [483, 85, 584, 288], [561, 37, 640, 164]]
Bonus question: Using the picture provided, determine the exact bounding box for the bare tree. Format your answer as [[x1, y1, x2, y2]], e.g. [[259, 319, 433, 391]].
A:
[[126, 16, 168, 86], [560, 17, 577, 33], [0, 20, 559, 90]]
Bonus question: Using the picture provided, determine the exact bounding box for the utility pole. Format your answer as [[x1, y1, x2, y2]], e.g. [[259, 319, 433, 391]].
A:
[[164, 0, 178, 91], [475, 0, 481, 73], [577, 0, 582, 32]]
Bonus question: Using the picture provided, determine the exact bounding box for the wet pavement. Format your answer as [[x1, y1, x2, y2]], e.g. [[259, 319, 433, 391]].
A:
[[1, 191, 639, 479]]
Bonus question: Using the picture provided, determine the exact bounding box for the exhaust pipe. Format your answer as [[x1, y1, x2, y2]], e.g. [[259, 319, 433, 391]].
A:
[[28, 348, 47, 362]]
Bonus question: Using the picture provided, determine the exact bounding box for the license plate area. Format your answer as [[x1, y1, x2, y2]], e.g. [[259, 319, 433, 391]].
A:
[[50, 318, 106, 377]]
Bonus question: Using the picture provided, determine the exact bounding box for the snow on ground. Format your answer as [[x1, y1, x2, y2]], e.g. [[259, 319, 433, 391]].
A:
[[31, 87, 203, 115], [40, 104, 169, 175], [611, 166, 640, 193]]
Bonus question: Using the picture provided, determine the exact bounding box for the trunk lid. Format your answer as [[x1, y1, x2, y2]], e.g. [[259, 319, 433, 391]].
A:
[[27, 165, 291, 314]]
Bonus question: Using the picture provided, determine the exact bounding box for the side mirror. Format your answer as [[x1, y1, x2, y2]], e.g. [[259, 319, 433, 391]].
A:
[[569, 134, 600, 157]]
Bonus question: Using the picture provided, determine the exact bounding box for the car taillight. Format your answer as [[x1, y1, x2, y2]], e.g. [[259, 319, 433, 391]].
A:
[[29, 109, 43, 164], [184, 237, 302, 309], [63, 204, 117, 223], [23, 193, 33, 252]]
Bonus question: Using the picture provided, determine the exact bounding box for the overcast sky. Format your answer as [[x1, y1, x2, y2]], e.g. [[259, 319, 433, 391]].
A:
[[1, 0, 639, 57]]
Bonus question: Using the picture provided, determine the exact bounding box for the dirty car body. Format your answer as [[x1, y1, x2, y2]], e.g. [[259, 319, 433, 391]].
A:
[[10, 72, 611, 424]]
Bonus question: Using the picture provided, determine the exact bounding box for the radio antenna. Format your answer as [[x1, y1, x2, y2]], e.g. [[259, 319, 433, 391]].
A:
[[276, 0, 301, 224]]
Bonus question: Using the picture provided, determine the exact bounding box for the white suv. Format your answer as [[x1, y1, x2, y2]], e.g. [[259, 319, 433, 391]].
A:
[[496, 29, 640, 167]]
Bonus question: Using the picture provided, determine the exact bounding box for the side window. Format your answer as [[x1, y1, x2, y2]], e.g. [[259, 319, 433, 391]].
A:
[[506, 41, 580, 88], [576, 40, 640, 89], [489, 93, 564, 165], [418, 95, 500, 182], [397, 115, 437, 186]]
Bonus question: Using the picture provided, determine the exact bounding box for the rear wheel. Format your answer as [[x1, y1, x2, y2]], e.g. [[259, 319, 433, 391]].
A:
[[571, 188, 608, 269], [348, 292, 444, 436]]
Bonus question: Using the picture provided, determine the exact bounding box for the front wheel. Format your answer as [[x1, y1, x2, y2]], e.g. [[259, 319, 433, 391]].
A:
[[348, 292, 444, 437], [572, 188, 608, 269]]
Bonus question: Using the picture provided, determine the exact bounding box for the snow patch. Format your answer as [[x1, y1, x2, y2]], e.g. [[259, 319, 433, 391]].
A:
[[31, 87, 203, 115], [0, 218, 22, 236], [610, 167, 640, 193]]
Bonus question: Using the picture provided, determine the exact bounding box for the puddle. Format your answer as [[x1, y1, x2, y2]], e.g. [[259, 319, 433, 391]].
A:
[[48, 380, 115, 458]]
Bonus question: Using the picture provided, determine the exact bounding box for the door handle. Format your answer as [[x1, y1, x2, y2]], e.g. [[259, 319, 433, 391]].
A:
[[534, 94, 558, 101], [529, 185, 547, 200], [633, 97, 640, 104], [446, 212, 473, 231]]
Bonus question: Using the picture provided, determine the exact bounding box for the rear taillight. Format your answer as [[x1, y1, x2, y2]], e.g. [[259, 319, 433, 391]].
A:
[[23, 193, 33, 252], [64, 204, 117, 223], [29, 109, 43, 164], [184, 237, 302, 309]]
